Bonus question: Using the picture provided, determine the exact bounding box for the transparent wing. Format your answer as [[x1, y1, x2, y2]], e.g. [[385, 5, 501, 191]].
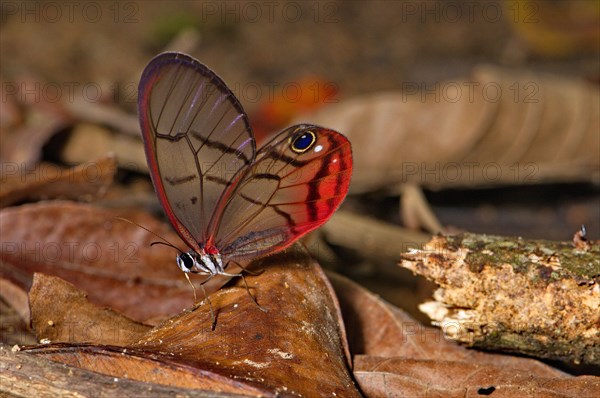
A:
[[209, 124, 352, 260], [138, 52, 256, 251]]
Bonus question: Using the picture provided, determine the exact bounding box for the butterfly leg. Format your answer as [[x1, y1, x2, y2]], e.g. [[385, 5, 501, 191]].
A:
[[238, 272, 268, 313], [195, 274, 217, 331], [238, 263, 265, 276], [222, 263, 269, 313], [200, 284, 217, 331], [184, 273, 198, 303]]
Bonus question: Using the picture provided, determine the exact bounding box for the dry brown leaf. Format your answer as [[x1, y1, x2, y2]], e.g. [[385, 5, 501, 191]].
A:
[[329, 272, 600, 396], [24, 344, 272, 396], [328, 272, 570, 373], [23, 247, 359, 396], [353, 356, 600, 398], [1, 345, 243, 397], [0, 278, 30, 322], [0, 288, 36, 346], [298, 65, 599, 193], [0, 154, 117, 208], [61, 123, 147, 172], [64, 100, 141, 138], [506, 0, 600, 57], [30, 273, 150, 346], [0, 201, 226, 323], [0, 76, 23, 133], [0, 108, 70, 167], [0, 76, 71, 166]]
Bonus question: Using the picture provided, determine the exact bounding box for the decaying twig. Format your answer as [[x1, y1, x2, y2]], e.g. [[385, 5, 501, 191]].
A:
[[400, 233, 599, 365], [320, 210, 430, 262]]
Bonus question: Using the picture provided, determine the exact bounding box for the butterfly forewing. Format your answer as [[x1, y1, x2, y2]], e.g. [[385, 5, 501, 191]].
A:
[[211, 125, 353, 260], [139, 53, 256, 250]]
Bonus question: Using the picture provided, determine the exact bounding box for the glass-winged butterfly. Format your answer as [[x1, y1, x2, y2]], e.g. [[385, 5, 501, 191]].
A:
[[138, 52, 352, 323]]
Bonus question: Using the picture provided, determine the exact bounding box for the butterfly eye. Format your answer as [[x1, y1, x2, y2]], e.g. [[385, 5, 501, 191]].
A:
[[290, 131, 317, 154], [177, 252, 195, 272]]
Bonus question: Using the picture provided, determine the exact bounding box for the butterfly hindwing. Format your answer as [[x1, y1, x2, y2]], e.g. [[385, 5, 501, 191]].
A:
[[139, 52, 256, 251], [210, 124, 353, 260]]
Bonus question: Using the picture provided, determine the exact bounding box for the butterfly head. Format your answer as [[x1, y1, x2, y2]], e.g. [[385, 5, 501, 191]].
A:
[[176, 250, 224, 275], [176, 252, 196, 273]]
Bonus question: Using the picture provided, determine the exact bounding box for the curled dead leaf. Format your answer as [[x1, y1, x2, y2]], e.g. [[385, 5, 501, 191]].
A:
[[1, 346, 248, 397], [298, 65, 599, 193], [0, 77, 71, 167], [29, 273, 150, 346], [353, 356, 600, 398], [61, 123, 147, 172], [23, 247, 359, 396], [328, 271, 568, 375], [0, 278, 30, 323], [325, 272, 600, 396]]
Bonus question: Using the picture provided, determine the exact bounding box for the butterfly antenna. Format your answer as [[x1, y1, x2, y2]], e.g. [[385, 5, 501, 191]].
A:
[[150, 240, 182, 251], [113, 216, 183, 252]]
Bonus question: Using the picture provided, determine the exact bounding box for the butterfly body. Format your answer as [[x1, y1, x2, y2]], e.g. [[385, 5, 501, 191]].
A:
[[139, 52, 352, 280]]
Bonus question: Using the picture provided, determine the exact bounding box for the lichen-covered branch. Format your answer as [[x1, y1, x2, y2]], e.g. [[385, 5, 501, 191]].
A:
[[400, 233, 599, 365]]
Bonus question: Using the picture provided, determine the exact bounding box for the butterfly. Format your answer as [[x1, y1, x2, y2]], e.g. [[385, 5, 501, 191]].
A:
[[138, 52, 352, 318]]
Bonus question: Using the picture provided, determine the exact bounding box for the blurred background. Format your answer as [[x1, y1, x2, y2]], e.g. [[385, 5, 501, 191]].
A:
[[1, 0, 599, 319]]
